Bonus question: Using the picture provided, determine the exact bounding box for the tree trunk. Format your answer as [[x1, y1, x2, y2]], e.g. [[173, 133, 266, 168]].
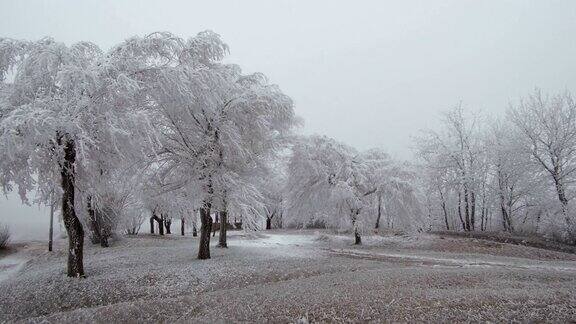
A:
[[375, 195, 382, 229], [457, 191, 465, 230], [553, 175, 572, 232], [354, 227, 362, 245], [181, 217, 185, 236], [464, 185, 471, 231], [87, 197, 102, 245], [155, 214, 164, 236], [266, 216, 272, 230], [192, 225, 197, 237], [352, 209, 361, 245], [198, 205, 212, 259], [87, 198, 109, 247], [506, 196, 515, 232], [470, 191, 476, 231], [480, 206, 486, 232], [150, 217, 155, 234], [48, 193, 54, 252], [164, 217, 172, 234], [59, 136, 85, 278], [219, 211, 228, 248]]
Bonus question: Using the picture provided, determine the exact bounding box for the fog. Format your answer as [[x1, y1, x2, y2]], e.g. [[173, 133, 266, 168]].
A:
[[1, 0, 575, 240]]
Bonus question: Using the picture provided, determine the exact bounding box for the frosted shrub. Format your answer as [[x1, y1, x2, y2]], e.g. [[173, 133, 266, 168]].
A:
[[0, 223, 9, 249], [123, 212, 145, 235]]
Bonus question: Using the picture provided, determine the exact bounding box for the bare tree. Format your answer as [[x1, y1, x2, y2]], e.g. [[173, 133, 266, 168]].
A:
[[509, 90, 576, 240]]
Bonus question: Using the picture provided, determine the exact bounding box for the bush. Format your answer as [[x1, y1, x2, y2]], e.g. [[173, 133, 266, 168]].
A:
[[0, 223, 10, 249], [122, 211, 145, 235]]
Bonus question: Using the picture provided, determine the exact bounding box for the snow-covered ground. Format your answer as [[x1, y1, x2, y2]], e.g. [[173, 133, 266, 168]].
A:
[[1, 230, 575, 322]]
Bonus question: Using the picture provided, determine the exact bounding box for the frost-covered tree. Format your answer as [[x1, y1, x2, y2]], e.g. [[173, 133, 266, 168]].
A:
[[143, 34, 297, 257], [509, 90, 576, 240], [361, 149, 422, 231], [261, 169, 286, 230], [485, 119, 534, 233], [415, 105, 487, 232], [0, 35, 163, 277], [415, 93, 576, 241], [285, 136, 374, 244]]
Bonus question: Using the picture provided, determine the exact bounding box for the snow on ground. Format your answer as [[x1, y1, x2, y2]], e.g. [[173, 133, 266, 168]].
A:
[[0, 230, 575, 322], [0, 255, 27, 283]]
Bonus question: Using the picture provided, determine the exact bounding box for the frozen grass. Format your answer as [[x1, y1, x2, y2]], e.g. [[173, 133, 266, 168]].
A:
[[0, 230, 575, 322]]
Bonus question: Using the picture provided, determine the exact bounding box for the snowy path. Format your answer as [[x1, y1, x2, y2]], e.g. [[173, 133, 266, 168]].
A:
[[0, 255, 27, 283], [328, 248, 576, 272]]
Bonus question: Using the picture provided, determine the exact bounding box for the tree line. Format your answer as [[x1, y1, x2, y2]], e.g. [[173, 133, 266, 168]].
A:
[[415, 90, 576, 243], [0, 31, 573, 278], [0, 31, 296, 277]]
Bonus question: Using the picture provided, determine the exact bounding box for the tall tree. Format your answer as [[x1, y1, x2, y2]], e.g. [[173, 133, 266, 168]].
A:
[[509, 90, 576, 240], [0, 34, 166, 277], [144, 34, 297, 258]]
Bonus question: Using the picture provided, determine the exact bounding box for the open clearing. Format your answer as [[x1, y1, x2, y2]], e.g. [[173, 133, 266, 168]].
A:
[[1, 230, 575, 323]]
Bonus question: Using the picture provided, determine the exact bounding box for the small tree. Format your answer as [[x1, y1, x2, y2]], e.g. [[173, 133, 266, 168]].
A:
[[122, 211, 145, 235], [285, 136, 372, 244], [0, 223, 9, 249]]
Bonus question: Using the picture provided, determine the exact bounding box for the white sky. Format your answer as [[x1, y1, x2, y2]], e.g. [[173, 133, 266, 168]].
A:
[[1, 0, 576, 239]]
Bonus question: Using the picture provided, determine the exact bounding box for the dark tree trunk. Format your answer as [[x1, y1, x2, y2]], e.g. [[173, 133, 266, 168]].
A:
[[48, 196, 54, 252], [506, 201, 514, 232], [192, 225, 198, 237], [470, 191, 476, 231], [164, 217, 172, 234], [458, 191, 465, 231], [464, 186, 471, 231], [354, 228, 362, 245], [219, 211, 228, 248], [181, 217, 185, 236], [155, 214, 164, 236], [481, 206, 486, 232], [553, 175, 572, 234], [59, 136, 85, 278], [150, 217, 155, 234], [375, 195, 382, 229], [87, 199, 109, 247], [437, 186, 450, 231], [266, 217, 272, 230], [198, 205, 212, 259], [352, 209, 361, 245]]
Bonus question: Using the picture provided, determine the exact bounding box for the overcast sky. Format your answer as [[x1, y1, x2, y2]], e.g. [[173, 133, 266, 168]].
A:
[[1, 0, 576, 239]]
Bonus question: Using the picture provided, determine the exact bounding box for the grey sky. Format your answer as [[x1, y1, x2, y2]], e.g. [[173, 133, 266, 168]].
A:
[[1, 0, 576, 238]]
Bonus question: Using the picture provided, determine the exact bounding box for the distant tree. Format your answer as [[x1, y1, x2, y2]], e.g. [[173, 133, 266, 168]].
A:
[[361, 149, 421, 231], [0, 223, 9, 249], [509, 90, 576, 241], [285, 136, 372, 244], [261, 170, 286, 230], [415, 105, 486, 232]]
